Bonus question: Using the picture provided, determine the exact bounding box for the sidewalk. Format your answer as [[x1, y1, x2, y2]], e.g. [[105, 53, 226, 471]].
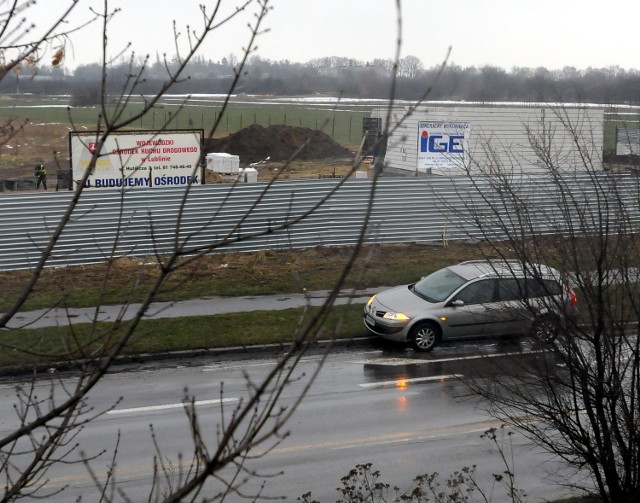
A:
[[5, 288, 382, 330]]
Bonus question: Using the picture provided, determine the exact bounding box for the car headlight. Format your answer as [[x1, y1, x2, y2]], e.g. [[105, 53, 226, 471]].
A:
[[367, 295, 376, 307], [383, 311, 410, 321]]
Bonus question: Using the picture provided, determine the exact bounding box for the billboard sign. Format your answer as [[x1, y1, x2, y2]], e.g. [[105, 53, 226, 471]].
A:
[[70, 130, 203, 189], [417, 121, 470, 170]]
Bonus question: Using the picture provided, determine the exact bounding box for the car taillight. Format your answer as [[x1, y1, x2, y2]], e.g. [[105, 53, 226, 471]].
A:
[[566, 284, 577, 307]]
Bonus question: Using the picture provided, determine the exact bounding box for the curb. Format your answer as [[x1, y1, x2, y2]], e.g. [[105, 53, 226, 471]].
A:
[[0, 335, 377, 380]]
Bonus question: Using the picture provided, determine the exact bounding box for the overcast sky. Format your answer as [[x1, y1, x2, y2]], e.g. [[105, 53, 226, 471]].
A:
[[32, 0, 640, 71]]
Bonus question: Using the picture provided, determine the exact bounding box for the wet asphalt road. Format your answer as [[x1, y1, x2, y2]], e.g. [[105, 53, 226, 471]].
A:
[[0, 337, 589, 502], [0, 286, 593, 501]]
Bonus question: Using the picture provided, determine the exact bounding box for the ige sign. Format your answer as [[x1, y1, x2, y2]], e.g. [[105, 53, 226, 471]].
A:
[[417, 121, 470, 170], [420, 131, 464, 154]]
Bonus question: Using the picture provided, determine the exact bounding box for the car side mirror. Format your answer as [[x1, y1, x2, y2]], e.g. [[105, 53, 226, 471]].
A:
[[449, 299, 465, 307]]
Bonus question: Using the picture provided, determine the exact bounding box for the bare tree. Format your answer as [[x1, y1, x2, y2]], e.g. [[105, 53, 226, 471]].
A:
[[0, 0, 98, 163], [0, 1, 436, 502], [398, 55, 423, 79], [447, 106, 640, 502]]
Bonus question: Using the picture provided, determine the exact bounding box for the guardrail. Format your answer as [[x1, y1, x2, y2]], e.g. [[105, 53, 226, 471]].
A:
[[0, 174, 638, 271]]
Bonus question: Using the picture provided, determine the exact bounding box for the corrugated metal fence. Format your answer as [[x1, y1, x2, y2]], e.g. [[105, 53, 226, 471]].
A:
[[1, 174, 638, 271]]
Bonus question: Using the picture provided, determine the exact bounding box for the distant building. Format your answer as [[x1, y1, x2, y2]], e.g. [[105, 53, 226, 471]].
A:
[[372, 103, 606, 176]]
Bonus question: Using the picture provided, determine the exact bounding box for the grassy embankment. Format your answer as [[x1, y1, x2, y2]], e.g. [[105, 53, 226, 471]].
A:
[[3, 234, 636, 370], [0, 242, 490, 369]]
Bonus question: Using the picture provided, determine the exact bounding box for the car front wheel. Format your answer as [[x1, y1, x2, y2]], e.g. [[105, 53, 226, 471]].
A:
[[410, 322, 441, 352], [530, 315, 560, 343]]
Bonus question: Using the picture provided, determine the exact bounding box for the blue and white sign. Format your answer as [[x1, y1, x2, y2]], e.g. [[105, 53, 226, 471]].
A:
[[417, 121, 470, 170]]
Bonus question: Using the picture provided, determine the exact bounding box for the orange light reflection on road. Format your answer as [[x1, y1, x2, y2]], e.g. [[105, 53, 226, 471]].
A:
[[395, 379, 408, 389]]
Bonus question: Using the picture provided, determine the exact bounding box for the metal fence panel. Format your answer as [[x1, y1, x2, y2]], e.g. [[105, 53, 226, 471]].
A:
[[0, 174, 638, 271]]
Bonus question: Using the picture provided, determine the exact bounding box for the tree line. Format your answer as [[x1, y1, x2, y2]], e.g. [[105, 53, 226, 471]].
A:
[[6, 54, 640, 105]]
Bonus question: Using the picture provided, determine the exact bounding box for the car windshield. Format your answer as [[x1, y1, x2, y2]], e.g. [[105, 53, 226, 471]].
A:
[[413, 267, 467, 303]]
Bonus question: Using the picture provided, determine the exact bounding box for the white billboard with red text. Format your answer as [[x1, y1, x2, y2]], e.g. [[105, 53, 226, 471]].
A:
[[70, 130, 203, 189]]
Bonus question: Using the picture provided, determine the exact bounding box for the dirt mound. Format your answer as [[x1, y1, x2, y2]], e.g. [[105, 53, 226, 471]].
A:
[[203, 124, 352, 164]]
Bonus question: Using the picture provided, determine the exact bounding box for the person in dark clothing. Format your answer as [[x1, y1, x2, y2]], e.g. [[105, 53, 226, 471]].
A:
[[372, 133, 387, 175], [35, 164, 47, 190]]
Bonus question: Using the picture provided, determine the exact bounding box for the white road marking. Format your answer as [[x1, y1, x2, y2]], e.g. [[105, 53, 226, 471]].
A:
[[355, 349, 550, 366], [330, 425, 495, 451], [263, 417, 509, 457], [358, 374, 462, 388], [202, 361, 276, 371], [106, 397, 239, 415], [202, 355, 326, 372]]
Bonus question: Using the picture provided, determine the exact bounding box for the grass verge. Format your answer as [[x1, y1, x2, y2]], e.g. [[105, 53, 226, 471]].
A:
[[0, 241, 492, 372], [0, 304, 368, 371], [3, 238, 620, 372], [0, 242, 491, 313]]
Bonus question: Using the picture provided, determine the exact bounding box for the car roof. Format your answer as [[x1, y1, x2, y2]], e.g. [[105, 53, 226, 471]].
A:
[[448, 260, 558, 281]]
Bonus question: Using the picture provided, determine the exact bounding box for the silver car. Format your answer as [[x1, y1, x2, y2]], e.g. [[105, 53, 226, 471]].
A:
[[363, 260, 577, 351]]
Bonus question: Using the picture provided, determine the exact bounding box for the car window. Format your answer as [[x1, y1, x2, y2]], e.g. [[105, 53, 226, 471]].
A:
[[453, 279, 496, 305], [413, 267, 467, 303], [497, 278, 525, 301], [526, 278, 562, 298]]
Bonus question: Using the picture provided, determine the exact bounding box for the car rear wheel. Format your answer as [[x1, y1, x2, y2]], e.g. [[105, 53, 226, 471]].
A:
[[530, 315, 560, 343], [410, 322, 441, 352]]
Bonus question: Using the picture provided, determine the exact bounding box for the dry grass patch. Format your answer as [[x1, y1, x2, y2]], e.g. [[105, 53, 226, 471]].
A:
[[0, 241, 504, 312], [0, 120, 71, 178]]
